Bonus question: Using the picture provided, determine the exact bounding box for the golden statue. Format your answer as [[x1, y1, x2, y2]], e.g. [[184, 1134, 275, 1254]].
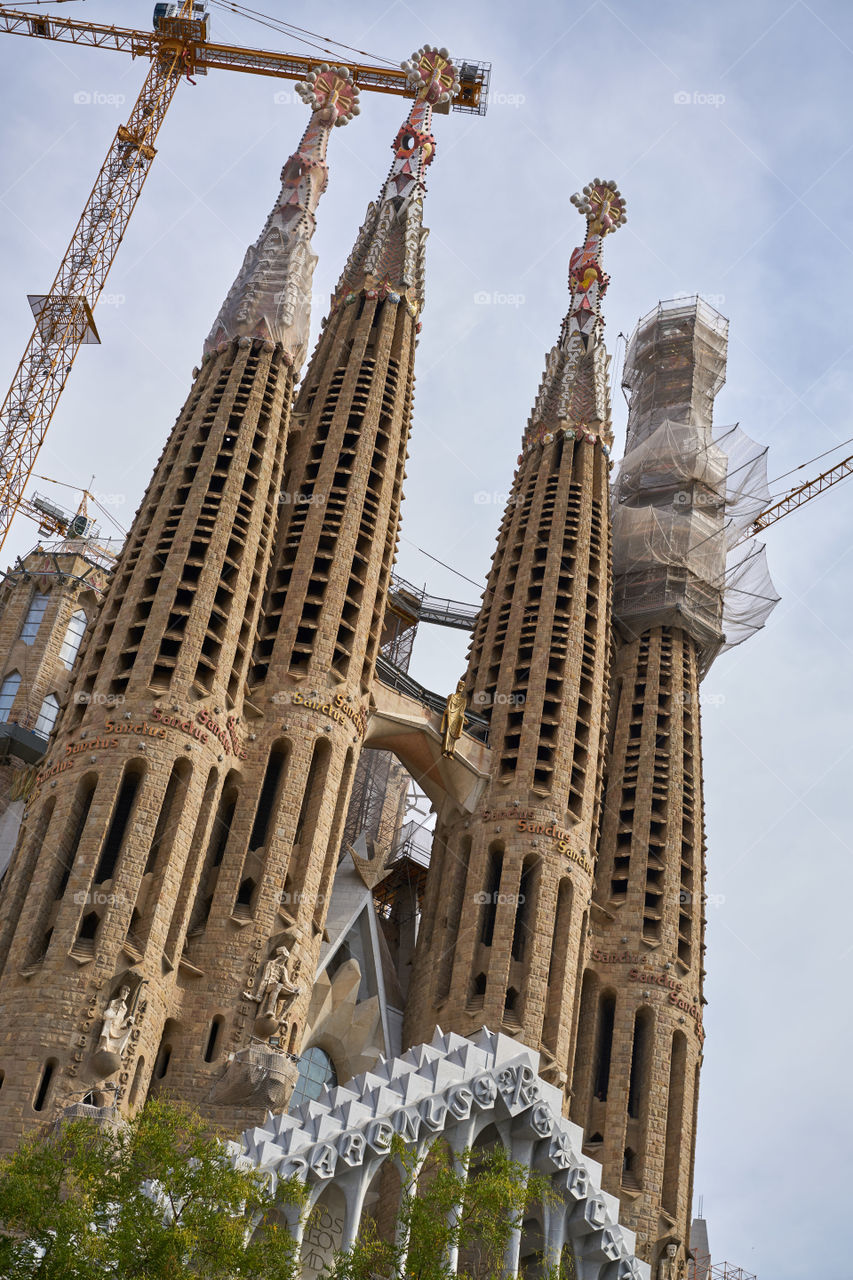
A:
[[441, 679, 468, 758]]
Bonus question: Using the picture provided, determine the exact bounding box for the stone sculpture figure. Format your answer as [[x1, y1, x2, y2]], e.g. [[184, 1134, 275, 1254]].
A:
[[658, 1243, 679, 1280], [89, 983, 136, 1079], [97, 985, 134, 1058], [244, 946, 301, 1035], [441, 678, 468, 758]]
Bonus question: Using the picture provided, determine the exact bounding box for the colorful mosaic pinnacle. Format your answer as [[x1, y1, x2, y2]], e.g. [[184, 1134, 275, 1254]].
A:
[[203, 66, 360, 361], [567, 179, 627, 349], [294, 64, 361, 125], [333, 47, 460, 315], [525, 178, 627, 451]]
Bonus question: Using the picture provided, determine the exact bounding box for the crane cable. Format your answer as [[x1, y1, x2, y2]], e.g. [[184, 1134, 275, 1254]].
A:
[[207, 1, 398, 68]]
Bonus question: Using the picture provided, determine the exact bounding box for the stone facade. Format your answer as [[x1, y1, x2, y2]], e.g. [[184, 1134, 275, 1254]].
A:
[[575, 300, 731, 1273], [404, 184, 625, 1076], [0, 76, 359, 1145], [0, 87, 759, 1280]]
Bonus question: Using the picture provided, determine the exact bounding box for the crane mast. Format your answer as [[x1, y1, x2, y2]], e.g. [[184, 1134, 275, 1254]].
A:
[[0, 40, 196, 554]]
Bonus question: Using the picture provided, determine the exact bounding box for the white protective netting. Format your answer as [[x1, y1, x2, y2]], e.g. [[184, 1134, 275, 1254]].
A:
[[611, 417, 780, 672]]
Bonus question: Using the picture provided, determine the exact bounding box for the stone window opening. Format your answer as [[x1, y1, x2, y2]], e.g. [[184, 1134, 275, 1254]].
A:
[[33, 693, 60, 740], [234, 876, 257, 916], [0, 671, 21, 723], [627, 1005, 652, 1120], [152, 1021, 180, 1084], [20, 593, 49, 645], [511, 857, 537, 963], [59, 609, 88, 669], [289, 1044, 337, 1111], [33, 1058, 57, 1112], [128, 1056, 146, 1108], [187, 772, 239, 940], [593, 991, 616, 1103], [479, 846, 503, 947], [248, 740, 289, 854], [203, 1016, 224, 1063], [467, 971, 487, 1012], [94, 761, 146, 885]]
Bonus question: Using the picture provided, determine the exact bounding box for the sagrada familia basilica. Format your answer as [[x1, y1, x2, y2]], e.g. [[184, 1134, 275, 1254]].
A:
[[0, 45, 776, 1280]]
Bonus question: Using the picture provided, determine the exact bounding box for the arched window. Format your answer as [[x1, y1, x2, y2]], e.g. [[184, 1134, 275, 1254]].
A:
[[34, 693, 60, 739], [289, 1046, 337, 1110], [58, 609, 87, 669], [20, 594, 49, 645], [0, 672, 21, 723]]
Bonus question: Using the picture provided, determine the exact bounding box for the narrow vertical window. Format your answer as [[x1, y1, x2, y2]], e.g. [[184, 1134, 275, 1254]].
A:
[[20, 594, 49, 645], [0, 672, 21, 723], [34, 693, 60, 739], [480, 845, 503, 947], [662, 1031, 688, 1215], [59, 609, 87, 668], [593, 992, 616, 1102], [94, 762, 145, 884], [33, 1059, 56, 1112]]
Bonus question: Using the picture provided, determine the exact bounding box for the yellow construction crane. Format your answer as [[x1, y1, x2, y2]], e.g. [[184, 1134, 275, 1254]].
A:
[[0, 3, 490, 556]]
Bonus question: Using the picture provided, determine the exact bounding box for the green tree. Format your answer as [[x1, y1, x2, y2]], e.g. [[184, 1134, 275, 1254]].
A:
[[0, 1097, 303, 1279]]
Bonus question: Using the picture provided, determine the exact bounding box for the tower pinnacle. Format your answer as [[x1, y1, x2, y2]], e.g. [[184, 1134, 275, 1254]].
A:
[[526, 178, 627, 451], [204, 65, 360, 364], [333, 46, 459, 316]]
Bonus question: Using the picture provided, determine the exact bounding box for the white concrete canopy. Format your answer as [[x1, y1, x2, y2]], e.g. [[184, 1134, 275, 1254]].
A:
[[238, 1027, 650, 1280]]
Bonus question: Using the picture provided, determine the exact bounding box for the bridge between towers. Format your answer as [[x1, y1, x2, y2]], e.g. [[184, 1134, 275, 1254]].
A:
[[368, 574, 489, 819]]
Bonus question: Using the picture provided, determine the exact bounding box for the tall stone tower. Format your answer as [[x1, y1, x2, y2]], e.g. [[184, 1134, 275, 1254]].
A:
[[0, 66, 361, 1147], [203, 46, 463, 1100], [404, 181, 627, 1085], [0, 535, 114, 871], [572, 300, 730, 1273]]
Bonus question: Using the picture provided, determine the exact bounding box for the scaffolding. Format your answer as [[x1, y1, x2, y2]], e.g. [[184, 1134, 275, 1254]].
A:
[[691, 1260, 755, 1280], [612, 298, 779, 675]]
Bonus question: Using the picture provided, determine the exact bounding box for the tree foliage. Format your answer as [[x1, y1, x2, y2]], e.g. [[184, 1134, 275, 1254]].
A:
[[326, 1137, 564, 1280], [0, 1104, 575, 1280], [0, 1098, 303, 1280]]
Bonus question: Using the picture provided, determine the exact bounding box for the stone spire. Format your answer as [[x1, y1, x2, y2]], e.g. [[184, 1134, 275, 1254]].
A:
[[405, 182, 626, 1088], [525, 179, 627, 451], [204, 65, 360, 364], [332, 45, 460, 315]]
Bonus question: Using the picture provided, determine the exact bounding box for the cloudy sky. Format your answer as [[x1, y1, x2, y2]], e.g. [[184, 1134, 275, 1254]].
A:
[[2, 0, 852, 1273]]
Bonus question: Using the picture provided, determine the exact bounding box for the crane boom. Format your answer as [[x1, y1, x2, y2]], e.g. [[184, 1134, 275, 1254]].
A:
[[0, 4, 491, 558], [0, 8, 490, 112], [742, 449, 853, 542]]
